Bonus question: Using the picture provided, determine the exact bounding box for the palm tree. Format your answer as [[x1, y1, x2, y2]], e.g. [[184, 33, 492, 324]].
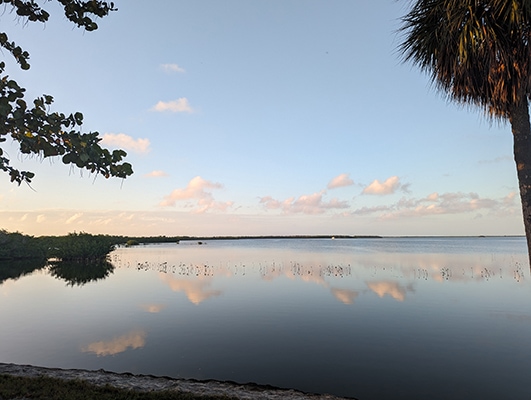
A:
[[399, 0, 531, 261]]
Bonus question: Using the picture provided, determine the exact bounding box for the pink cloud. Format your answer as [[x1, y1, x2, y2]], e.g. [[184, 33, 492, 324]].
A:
[[327, 173, 354, 189], [260, 191, 349, 215], [160, 176, 233, 213], [363, 176, 402, 195]]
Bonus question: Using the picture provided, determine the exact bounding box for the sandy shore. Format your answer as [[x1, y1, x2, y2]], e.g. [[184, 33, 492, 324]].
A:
[[0, 363, 356, 400]]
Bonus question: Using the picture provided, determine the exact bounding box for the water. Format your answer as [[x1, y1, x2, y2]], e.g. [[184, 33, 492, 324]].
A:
[[1, 237, 530, 399]]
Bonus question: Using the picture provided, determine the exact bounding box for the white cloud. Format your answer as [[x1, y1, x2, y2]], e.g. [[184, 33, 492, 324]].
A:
[[101, 133, 151, 154], [160, 176, 233, 213], [36, 214, 46, 223], [151, 98, 194, 113], [260, 191, 349, 215], [363, 176, 409, 195], [160, 63, 185, 73], [144, 170, 168, 178], [328, 173, 354, 189]]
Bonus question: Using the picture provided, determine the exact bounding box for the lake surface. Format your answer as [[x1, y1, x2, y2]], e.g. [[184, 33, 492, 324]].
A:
[[1, 237, 530, 399]]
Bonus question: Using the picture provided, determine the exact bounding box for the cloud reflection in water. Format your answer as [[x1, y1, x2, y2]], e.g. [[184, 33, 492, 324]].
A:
[[366, 280, 415, 302], [330, 288, 360, 304], [81, 330, 147, 356], [140, 303, 166, 313], [112, 241, 527, 309], [159, 273, 222, 305]]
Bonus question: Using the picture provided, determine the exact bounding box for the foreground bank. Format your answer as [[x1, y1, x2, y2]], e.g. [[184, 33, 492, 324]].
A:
[[0, 363, 355, 400]]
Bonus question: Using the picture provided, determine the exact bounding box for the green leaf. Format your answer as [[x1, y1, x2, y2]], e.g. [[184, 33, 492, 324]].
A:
[[16, 99, 26, 109], [74, 112, 83, 125], [62, 154, 73, 164]]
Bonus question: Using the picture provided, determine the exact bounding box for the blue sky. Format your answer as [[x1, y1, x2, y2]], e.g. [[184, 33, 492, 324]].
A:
[[0, 0, 523, 237]]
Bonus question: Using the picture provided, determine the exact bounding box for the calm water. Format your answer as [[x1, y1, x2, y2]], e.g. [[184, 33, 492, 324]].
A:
[[1, 237, 530, 399]]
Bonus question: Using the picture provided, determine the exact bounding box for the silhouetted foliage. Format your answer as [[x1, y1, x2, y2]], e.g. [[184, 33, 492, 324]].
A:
[[126, 235, 182, 244], [126, 239, 140, 246], [0, 0, 133, 184], [0, 229, 45, 260], [43, 232, 117, 261]]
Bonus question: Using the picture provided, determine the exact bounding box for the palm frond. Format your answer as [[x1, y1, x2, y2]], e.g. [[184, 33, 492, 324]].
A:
[[399, 0, 531, 119]]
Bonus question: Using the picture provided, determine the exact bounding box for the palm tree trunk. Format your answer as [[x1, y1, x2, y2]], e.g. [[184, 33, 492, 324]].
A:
[[509, 98, 531, 265]]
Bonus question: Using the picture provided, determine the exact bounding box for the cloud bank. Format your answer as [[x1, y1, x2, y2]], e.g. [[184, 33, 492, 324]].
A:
[[260, 191, 349, 215], [352, 191, 518, 219]]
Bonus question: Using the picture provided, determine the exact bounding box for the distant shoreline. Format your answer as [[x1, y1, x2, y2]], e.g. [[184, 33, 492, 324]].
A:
[[179, 235, 382, 241], [131, 234, 525, 244], [128, 235, 383, 244]]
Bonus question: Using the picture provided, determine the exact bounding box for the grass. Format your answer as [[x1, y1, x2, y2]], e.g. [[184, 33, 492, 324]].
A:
[[0, 374, 236, 400]]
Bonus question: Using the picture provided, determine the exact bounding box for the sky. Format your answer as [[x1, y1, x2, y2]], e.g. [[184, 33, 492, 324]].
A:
[[0, 0, 524, 237]]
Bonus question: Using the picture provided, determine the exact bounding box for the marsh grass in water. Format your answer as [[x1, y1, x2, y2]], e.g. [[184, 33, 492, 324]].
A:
[[0, 374, 236, 400]]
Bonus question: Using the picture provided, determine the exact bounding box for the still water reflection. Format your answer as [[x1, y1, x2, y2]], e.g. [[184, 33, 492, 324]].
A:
[[48, 260, 115, 287], [1, 237, 530, 399]]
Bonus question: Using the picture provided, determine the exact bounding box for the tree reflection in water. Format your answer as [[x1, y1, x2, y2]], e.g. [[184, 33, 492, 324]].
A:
[[48, 260, 115, 287], [0, 258, 47, 284]]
